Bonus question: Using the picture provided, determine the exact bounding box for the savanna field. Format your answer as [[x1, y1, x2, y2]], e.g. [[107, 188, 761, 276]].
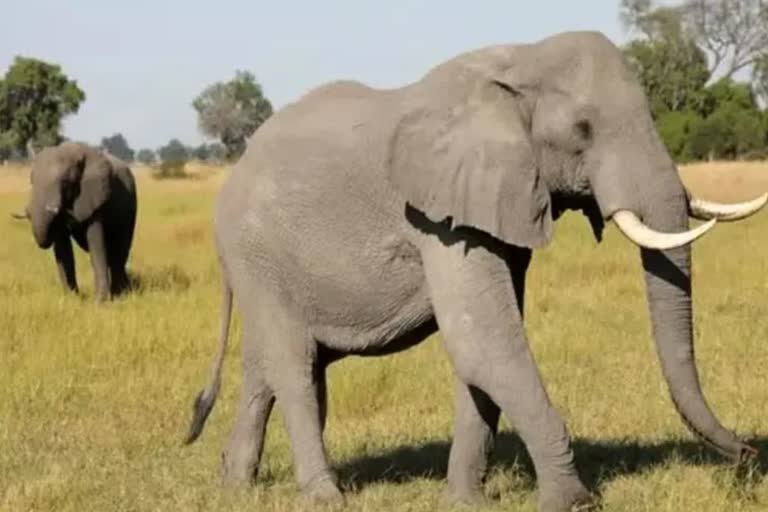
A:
[[1, 161, 767, 512]]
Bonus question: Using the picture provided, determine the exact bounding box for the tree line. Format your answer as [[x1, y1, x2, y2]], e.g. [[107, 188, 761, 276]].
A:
[[620, 0, 768, 161], [1, 0, 766, 167], [0, 61, 272, 166]]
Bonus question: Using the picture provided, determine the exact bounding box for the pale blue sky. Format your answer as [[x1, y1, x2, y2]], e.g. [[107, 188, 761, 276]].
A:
[[0, 1, 629, 150]]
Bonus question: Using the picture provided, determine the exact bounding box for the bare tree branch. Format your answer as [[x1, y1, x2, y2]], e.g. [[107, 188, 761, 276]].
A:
[[683, 0, 768, 79]]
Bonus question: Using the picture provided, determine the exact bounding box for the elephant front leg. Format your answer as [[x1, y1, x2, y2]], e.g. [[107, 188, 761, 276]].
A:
[[108, 223, 134, 296], [53, 233, 78, 293], [109, 262, 130, 296], [85, 219, 111, 302], [420, 238, 596, 512], [443, 378, 500, 506]]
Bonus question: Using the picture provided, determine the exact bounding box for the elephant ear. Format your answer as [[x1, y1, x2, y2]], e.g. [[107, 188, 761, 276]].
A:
[[389, 80, 552, 248], [72, 150, 112, 223]]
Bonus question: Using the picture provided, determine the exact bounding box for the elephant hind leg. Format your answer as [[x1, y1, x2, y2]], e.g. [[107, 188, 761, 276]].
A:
[[248, 297, 343, 503], [222, 345, 276, 485]]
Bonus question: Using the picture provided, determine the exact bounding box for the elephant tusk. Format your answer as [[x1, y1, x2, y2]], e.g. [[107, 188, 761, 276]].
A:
[[688, 193, 768, 222], [10, 212, 29, 220], [612, 210, 716, 250], [45, 205, 59, 214]]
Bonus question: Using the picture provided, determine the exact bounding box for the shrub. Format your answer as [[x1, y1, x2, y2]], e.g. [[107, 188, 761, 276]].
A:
[[740, 148, 768, 161], [687, 103, 766, 161], [656, 110, 702, 162], [152, 160, 189, 180]]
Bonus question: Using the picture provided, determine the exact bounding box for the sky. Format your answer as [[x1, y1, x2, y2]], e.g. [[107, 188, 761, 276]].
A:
[[0, 1, 630, 150]]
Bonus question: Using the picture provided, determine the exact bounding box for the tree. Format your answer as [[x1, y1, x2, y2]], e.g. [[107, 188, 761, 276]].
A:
[[656, 110, 703, 161], [700, 77, 759, 115], [619, 0, 768, 162], [157, 138, 188, 163], [688, 103, 765, 159], [192, 70, 273, 159], [136, 148, 156, 165], [190, 143, 211, 161], [686, 78, 766, 160], [623, 37, 710, 118], [754, 53, 768, 104], [620, 0, 687, 40], [207, 142, 227, 163], [155, 139, 189, 179], [682, 0, 768, 79], [762, 110, 768, 150], [621, 0, 768, 81], [0, 56, 85, 159], [101, 133, 134, 162]]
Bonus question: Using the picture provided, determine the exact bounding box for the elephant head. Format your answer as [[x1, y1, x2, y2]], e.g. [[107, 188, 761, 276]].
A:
[[390, 31, 766, 462], [25, 141, 113, 248]]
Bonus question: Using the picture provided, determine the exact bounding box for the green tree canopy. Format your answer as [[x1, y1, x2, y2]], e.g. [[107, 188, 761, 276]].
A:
[[136, 148, 156, 165], [0, 56, 85, 159], [655, 110, 702, 162], [688, 101, 765, 160], [157, 138, 188, 163], [206, 142, 227, 163], [700, 77, 759, 114], [192, 71, 273, 160], [101, 133, 134, 162], [753, 53, 768, 104], [620, 0, 768, 162], [624, 36, 711, 118], [190, 143, 211, 161]]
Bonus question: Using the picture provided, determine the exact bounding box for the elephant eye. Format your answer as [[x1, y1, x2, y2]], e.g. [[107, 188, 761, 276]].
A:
[[574, 120, 592, 141]]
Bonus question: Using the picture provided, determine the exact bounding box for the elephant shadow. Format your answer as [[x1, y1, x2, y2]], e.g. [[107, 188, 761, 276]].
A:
[[336, 432, 768, 497]]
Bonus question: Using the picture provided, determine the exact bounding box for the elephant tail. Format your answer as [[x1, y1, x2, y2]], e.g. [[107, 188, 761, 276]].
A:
[[183, 276, 233, 445]]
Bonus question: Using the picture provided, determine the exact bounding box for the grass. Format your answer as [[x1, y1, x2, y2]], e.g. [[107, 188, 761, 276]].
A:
[[1, 160, 767, 511]]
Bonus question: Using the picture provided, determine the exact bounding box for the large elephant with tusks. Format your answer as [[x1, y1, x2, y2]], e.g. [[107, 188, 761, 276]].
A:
[[184, 31, 767, 511]]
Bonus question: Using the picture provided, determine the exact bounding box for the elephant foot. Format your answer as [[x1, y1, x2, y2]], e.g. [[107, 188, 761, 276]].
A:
[[538, 479, 600, 512], [110, 271, 131, 296], [220, 450, 258, 487], [301, 473, 345, 506]]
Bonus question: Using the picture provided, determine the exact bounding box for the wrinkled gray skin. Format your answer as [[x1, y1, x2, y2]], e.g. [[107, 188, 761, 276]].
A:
[[185, 32, 756, 511], [20, 142, 137, 302]]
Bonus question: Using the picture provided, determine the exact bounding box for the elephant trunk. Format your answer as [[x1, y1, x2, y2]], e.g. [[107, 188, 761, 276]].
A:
[[639, 188, 755, 463], [29, 193, 60, 249]]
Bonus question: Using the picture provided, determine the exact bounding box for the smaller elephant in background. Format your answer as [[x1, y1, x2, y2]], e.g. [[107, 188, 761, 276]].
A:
[[13, 141, 137, 301]]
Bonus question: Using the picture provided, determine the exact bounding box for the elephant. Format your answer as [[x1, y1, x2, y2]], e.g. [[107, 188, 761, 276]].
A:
[[183, 31, 767, 511], [13, 141, 137, 302]]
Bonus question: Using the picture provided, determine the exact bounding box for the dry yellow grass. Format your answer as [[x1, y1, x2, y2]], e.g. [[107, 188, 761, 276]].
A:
[[1, 160, 767, 511], [680, 160, 768, 201]]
